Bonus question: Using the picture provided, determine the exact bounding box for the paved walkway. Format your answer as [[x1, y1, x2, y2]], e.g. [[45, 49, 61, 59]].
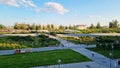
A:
[[32, 62, 106, 68], [57, 33, 120, 37], [71, 47, 118, 68], [0, 47, 67, 55]]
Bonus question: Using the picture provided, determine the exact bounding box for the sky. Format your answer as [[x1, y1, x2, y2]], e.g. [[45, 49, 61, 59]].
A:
[[0, 0, 120, 26]]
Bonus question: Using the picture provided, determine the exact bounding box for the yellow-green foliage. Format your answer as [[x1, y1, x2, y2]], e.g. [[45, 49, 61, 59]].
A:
[[0, 35, 60, 50], [61, 36, 95, 44], [0, 43, 27, 50]]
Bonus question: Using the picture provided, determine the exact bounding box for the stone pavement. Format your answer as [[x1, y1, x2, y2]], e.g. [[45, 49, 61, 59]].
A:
[[32, 62, 106, 68]]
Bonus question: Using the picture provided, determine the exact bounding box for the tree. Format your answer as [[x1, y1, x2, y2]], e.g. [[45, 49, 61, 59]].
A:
[[42, 25, 46, 30], [35, 25, 39, 31], [96, 22, 101, 29], [14, 23, 28, 30], [47, 24, 51, 30], [38, 24, 42, 30], [89, 24, 95, 29], [27, 24, 31, 30], [14, 23, 19, 29], [113, 20, 119, 28], [0, 24, 4, 29], [69, 25, 72, 29], [72, 25, 76, 30], [30, 23, 36, 30], [65, 26, 68, 29], [59, 25, 65, 30], [51, 24, 55, 31], [109, 20, 119, 28], [109, 22, 113, 28], [20, 23, 27, 30]]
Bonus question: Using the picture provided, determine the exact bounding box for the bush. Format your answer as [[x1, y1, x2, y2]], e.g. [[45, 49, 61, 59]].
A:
[[50, 32, 57, 36], [95, 36, 120, 49], [0, 35, 60, 50], [60, 36, 95, 45]]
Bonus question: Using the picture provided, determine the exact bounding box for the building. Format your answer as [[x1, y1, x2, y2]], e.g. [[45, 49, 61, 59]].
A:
[[0, 28, 11, 32], [102, 26, 109, 28], [75, 25, 87, 30]]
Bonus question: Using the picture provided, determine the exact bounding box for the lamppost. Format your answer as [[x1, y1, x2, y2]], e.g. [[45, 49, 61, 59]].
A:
[[111, 45, 114, 59], [109, 52, 112, 68], [58, 59, 61, 68]]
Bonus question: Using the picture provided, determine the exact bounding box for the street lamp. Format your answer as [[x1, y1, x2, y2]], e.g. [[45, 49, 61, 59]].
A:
[[111, 45, 114, 59], [109, 52, 112, 68], [58, 59, 61, 68]]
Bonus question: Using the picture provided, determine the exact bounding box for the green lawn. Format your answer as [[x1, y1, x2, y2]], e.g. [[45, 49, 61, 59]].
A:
[[0, 49, 90, 68], [88, 48, 120, 59]]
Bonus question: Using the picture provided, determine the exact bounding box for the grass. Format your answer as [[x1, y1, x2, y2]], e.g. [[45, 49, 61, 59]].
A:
[[0, 49, 90, 68], [88, 48, 120, 59]]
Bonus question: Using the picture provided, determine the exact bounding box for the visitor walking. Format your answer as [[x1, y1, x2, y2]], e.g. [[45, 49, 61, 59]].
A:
[[92, 52, 94, 57]]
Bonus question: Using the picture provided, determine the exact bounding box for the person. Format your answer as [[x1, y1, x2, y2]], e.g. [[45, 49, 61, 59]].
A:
[[15, 49, 21, 54], [118, 59, 120, 65], [92, 52, 94, 57]]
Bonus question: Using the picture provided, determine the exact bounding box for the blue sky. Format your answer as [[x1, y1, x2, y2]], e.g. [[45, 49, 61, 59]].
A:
[[0, 0, 120, 26]]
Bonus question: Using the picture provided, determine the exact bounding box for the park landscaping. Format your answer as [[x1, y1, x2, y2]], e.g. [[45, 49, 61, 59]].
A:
[[0, 49, 91, 68], [60, 36, 95, 45], [88, 48, 120, 59], [0, 35, 60, 50], [88, 36, 120, 59]]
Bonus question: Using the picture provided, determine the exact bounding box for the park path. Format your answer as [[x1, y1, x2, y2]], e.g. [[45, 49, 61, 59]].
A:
[[0, 47, 67, 55], [33, 62, 106, 68], [71, 47, 117, 68]]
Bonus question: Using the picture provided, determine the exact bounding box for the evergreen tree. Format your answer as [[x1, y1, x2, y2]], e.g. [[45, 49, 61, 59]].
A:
[[0, 24, 4, 29], [51, 24, 55, 31], [30, 23, 36, 30], [47, 24, 51, 30], [109, 20, 119, 28], [113, 20, 119, 28], [109, 22, 113, 28], [96, 22, 101, 29], [89, 24, 95, 29], [14, 23, 19, 29], [59, 25, 65, 30], [38, 25, 42, 30], [69, 25, 72, 29]]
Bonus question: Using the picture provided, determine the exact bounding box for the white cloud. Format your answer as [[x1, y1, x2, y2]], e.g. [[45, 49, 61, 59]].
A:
[[18, 0, 37, 7], [0, 0, 37, 7], [35, 8, 41, 12], [45, 2, 68, 15], [0, 0, 19, 7], [0, 1, 69, 14], [88, 15, 101, 18]]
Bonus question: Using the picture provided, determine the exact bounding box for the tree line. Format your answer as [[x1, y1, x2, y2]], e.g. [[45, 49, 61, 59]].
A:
[[13, 23, 71, 31], [0, 20, 120, 33], [89, 20, 119, 29]]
